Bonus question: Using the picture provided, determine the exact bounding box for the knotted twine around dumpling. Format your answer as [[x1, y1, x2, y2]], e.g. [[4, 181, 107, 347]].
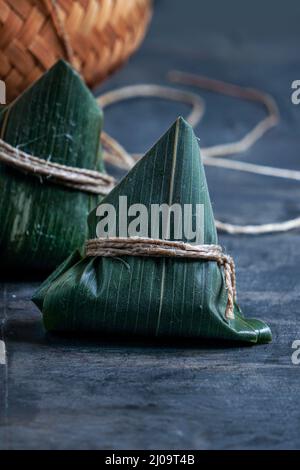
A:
[[85, 237, 237, 320], [0, 137, 115, 195]]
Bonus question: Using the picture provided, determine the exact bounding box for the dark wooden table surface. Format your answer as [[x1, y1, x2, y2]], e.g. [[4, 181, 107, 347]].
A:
[[1, 0, 300, 450]]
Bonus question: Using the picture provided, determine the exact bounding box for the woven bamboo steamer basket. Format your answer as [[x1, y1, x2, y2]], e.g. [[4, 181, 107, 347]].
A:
[[0, 0, 152, 102]]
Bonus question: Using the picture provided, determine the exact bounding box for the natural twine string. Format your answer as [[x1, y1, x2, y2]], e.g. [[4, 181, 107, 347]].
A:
[[0, 137, 115, 195], [169, 71, 280, 159], [85, 237, 236, 320]]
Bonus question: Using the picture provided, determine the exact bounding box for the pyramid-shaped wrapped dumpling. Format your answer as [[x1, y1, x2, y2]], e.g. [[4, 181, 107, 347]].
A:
[[0, 60, 106, 272], [33, 117, 271, 344]]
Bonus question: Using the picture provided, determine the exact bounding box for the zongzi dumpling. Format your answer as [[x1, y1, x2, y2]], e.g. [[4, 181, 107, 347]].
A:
[[0, 60, 106, 272], [33, 117, 272, 344]]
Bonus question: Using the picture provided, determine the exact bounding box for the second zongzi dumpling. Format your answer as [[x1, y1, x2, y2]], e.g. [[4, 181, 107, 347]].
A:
[[33, 117, 272, 344], [0, 60, 107, 272]]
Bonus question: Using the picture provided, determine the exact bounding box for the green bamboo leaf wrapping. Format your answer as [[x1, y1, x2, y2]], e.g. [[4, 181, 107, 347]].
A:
[[33, 117, 272, 344], [0, 60, 104, 272]]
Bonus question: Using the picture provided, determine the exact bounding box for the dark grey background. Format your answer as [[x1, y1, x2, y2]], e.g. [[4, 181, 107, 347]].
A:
[[1, 0, 300, 450]]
